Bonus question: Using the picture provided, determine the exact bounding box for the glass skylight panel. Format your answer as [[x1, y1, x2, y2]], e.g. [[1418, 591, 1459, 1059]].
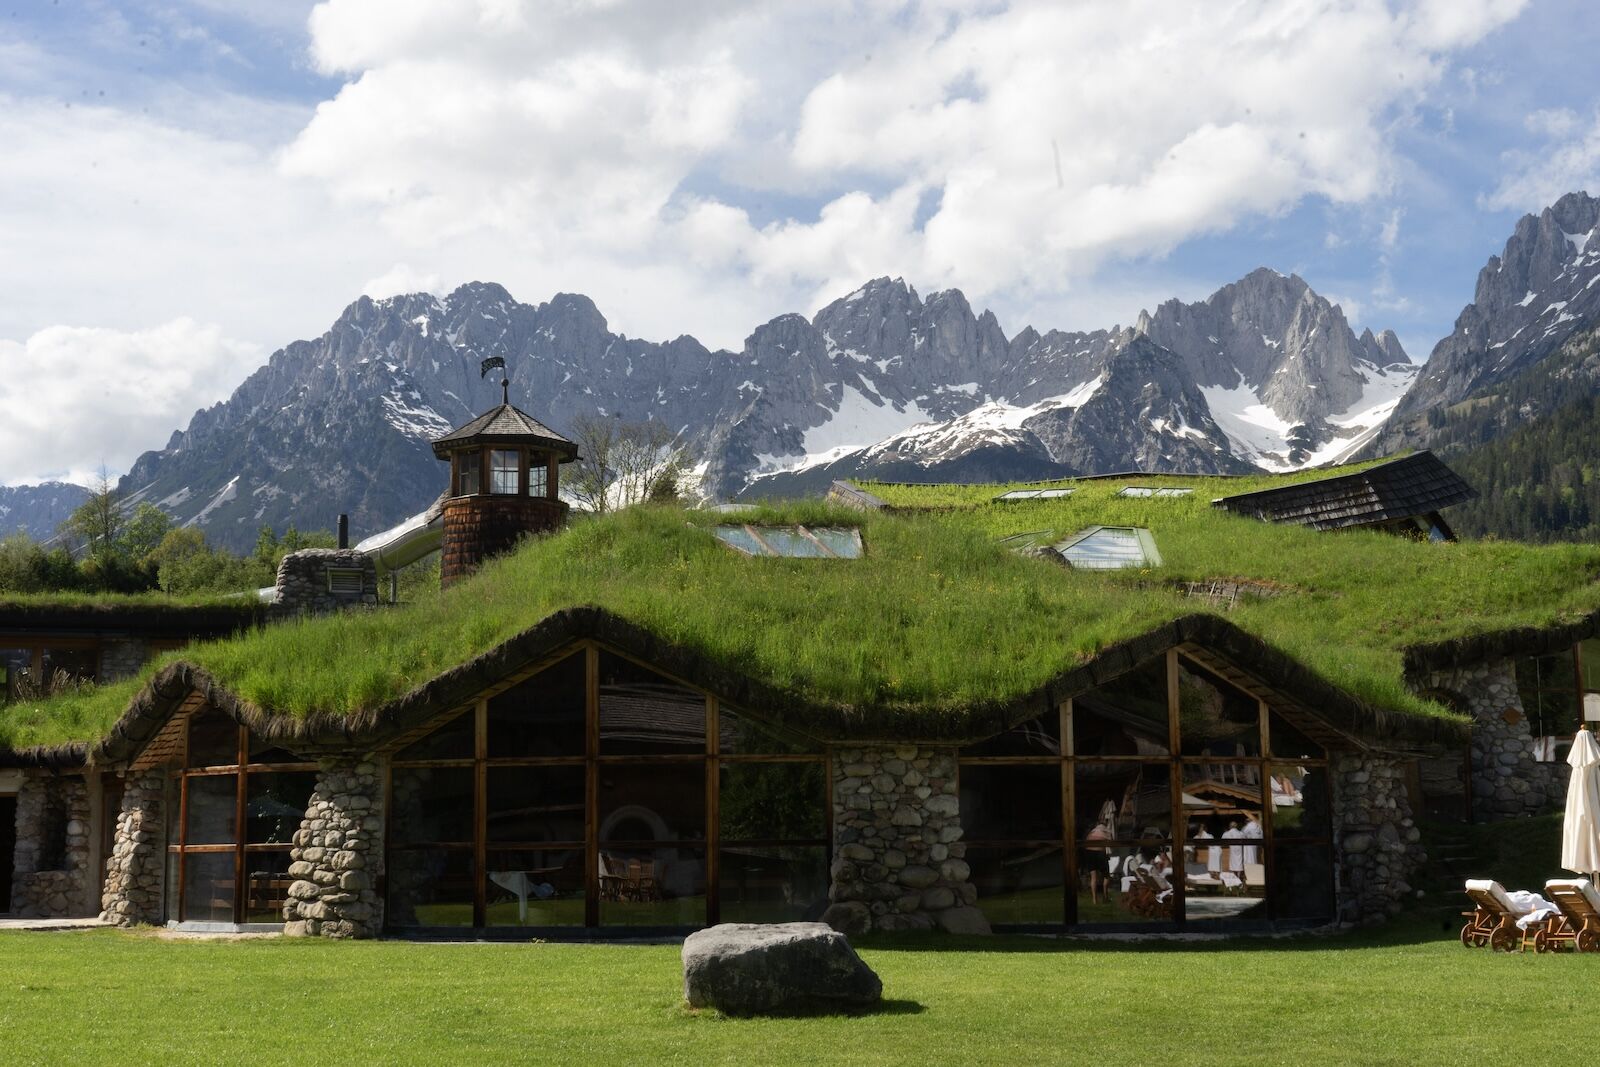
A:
[[1057, 526, 1161, 569], [711, 525, 862, 559], [996, 487, 1074, 502], [1117, 486, 1192, 498]]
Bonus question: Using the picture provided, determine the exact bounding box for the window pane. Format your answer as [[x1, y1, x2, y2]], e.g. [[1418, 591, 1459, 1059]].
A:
[[1178, 660, 1261, 757], [963, 712, 1062, 757], [1271, 844, 1334, 920], [719, 845, 828, 924], [1523, 685, 1581, 741], [759, 529, 828, 557], [390, 767, 474, 845], [960, 764, 1061, 841], [1182, 762, 1263, 869], [488, 653, 586, 758], [719, 763, 825, 841], [718, 710, 822, 755], [181, 851, 236, 923], [486, 765, 586, 844], [165, 851, 180, 921], [248, 733, 306, 765], [246, 772, 315, 845], [40, 646, 97, 687], [712, 526, 765, 556], [394, 708, 475, 762], [1075, 762, 1170, 841], [242, 851, 295, 923], [186, 774, 238, 845], [1079, 843, 1174, 924], [968, 845, 1063, 925], [528, 463, 548, 498], [387, 848, 475, 927], [1267, 712, 1325, 760], [598, 763, 705, 842], [0, 648, 30, 703], [165, 773, 183, 845], [598, 652, 705, 755], [1582, 639, 1600, 692], [490, 449, 519, 494], [1518, 650, 1578, 693], [485, 848, 586, 927], [1059, 526, 1156, 569], [810, 528, 863, 558], [1073, 658, 1170, 756], [457, 454, 481, 496], [188, 711, 240, 768], [1268, 764, 1329, 838], [599, 846, 705, 926]]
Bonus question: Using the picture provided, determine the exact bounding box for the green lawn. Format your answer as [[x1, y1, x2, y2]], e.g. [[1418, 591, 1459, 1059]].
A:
[[0, 921, 1594, 1066]]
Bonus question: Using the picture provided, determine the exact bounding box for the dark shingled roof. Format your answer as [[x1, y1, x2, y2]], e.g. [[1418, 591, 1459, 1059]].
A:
[[1210, 451, 1476, 532], [431, 403, 578, 460]]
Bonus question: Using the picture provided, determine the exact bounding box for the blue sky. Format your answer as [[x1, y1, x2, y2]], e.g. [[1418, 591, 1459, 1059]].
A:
[[2, 1, 1598, 484]]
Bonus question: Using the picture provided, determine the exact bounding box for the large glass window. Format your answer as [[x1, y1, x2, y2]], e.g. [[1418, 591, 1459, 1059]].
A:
[[165, 709, 315, 925], [386, 645, 828, 931], [490, 449, 520, 495], [961, 651, 1331, 929], [1518, 641, 1600, 762]]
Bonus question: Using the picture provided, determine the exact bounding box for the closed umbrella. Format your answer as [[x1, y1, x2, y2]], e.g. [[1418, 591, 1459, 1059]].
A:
[[1561, 728, 1600, 879]]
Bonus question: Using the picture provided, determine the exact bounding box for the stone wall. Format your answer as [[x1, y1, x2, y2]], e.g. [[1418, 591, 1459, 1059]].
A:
[[98, 638, 149, 683], [822, 745, 990, 935], [99, 773, 167, 926], [1427, 660, 1561, 821], [284, 756, 384, 938], [10, 773, 93, 917], [1332, 756, 1423, 924], [273, 549, 379, 615]]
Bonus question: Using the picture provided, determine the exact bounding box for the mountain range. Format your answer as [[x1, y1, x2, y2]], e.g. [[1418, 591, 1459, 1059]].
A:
[[5, 191, 1600, 552]]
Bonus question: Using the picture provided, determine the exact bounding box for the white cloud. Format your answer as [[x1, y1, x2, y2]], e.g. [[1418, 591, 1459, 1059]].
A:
[[362, 264, 443, 300], [0, 320, 259, 486], [1488, 107, 1600, 211]]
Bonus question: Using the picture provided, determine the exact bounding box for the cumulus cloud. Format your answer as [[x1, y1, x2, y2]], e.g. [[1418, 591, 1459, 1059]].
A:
[[1487, 107, 1600, 211], [0, 320, 259, 486]]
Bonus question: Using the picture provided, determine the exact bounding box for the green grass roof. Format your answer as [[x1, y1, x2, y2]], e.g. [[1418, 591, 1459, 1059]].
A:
[[6, 462, 1600, 755]]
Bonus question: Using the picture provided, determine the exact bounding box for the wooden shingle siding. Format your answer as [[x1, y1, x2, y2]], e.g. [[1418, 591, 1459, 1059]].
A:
[[1211, 452, 1476, 532]]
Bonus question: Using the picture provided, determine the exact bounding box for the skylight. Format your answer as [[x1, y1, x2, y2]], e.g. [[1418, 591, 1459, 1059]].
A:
[[712, 525, 863, 559], [995, 487, 1076, 502], [1056, 526, 1162, 569], [1117, 486, 1193, 498]]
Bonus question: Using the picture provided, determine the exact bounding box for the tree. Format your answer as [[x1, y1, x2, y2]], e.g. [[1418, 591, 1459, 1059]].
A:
[[568, 414, 620, 514], [118, 503, 172, 564], [59, 468, 122, 560]]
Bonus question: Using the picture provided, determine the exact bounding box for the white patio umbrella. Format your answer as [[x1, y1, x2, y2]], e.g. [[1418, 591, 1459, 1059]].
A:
[[1561, 728, 1600, 880]]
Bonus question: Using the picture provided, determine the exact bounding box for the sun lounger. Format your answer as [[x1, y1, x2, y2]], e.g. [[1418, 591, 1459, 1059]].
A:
[[1540, 879, 1600, 953], [1460, 879, 1546, 952]]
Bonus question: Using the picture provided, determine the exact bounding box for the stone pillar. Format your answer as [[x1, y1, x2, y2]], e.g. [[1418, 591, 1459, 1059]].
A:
[[10, 773, 93, 917], [98, 638, 149, 682], [822, 745, 989, 935], [1429, 660, 1560, 821], [99, 772, 167, 926], [1332, 756, 1424, 925], [284, 756, 384, 938], [273, 549, 380, 615]]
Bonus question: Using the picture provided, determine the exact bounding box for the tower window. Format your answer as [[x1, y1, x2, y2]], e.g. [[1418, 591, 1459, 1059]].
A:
[[529, 461, 549, 498], [490, 449, 520, 495], [457, 451, 481, 496]]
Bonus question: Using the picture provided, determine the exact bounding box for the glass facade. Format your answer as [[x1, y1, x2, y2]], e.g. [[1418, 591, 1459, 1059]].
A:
[[960, 650, 1333, 928], [385, 645, 828, 931], [1518, 639, 1600, 762], [165, 709, 317, 924]]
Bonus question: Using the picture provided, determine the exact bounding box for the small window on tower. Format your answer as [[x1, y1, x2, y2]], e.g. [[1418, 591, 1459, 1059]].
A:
[[528, 461, 549, 498], [457, 451, 481, 496], [490, 449, 519, 494]]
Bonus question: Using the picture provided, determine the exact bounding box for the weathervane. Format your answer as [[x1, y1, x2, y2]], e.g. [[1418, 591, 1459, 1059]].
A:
[[480, 355, 509, 404]]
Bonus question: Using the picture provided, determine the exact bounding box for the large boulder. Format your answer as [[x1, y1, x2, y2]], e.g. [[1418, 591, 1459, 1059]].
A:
[[682, 922, 883, 1016]]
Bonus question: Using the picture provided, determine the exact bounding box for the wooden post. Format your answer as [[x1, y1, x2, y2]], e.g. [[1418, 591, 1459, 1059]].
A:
[[584, 644, 600, 928], [473, 698, 488, 928], [233, 724, 248, 923], [1259, 698, 1276, 921], [705, 695, 720, 926], [1166, 649, 1184, 924], [1060, 699, 1075, 925]]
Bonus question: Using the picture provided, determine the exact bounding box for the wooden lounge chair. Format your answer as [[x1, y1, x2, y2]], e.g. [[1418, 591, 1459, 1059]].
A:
[[1460, 879, 1540, 952], [1539, 879, 1600, 953]]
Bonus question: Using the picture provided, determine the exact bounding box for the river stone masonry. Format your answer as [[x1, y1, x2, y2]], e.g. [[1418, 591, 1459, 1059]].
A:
[[273, 549, 379, 615], [99, 772, 166, 926], [822, 745, 990, 935], [284, 757, 384, 938], [10, 773, 92, 917], [1333, 756, 1423, 924], [1428, 660, 1561, 821]]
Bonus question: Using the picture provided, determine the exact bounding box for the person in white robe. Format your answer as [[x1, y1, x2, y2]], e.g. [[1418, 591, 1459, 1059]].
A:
[[1241, 814, 1263, 866], [1221, 820, 1244, 872]]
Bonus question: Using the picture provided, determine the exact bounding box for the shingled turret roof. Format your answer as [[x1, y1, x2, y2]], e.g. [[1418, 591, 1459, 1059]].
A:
[[431, 403, 579, 460]]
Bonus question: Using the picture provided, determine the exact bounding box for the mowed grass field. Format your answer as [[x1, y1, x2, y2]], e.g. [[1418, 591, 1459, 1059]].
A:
[[0, 920, 1592, 1066]]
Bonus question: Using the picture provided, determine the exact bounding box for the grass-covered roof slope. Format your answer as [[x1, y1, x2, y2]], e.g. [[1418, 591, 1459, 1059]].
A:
[[6, 460, 1600, 759]]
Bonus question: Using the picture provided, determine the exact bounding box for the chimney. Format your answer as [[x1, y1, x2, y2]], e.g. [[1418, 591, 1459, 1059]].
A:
[[337, 514, 349, 550]]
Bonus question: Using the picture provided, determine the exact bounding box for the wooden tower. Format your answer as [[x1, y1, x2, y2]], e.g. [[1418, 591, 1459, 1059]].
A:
[[431, 386, 578, 589]]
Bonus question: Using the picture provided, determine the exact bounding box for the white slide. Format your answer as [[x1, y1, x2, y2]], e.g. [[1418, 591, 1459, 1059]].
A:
[[354, 494, 446, 575]]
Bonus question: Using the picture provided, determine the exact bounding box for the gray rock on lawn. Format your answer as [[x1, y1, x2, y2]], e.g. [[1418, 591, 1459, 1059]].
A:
[[682, 922, 883, 1016]]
